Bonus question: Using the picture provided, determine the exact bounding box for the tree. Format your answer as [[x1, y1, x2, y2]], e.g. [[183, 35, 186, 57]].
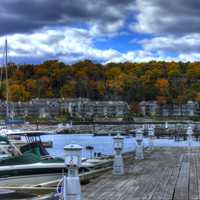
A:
[[9, 84, 30, 101], [186, 62, 200, 79], [34, 64, 49, 78], [37, 76, 52, 98], [25, 79, 37, 98], [195, 92, 200, 103], [0, 59, 200, 105], [156, 96, 168, 105], [60, 81, 76, 98], [167, 62, 181, 79], [155, 79, 169, 97]]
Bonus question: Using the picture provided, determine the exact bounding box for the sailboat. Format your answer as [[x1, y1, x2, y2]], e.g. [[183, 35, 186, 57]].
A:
[[2, 39, 24, 125], [0, 40, 64, 177], [0, 40, 18, 136], [0, 40, 92, 178]]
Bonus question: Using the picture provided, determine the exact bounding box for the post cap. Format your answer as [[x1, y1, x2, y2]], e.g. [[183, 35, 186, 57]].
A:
[[113, 134, 124, 139], [136, 129, 143, 134], [64, 144, 82, 151]]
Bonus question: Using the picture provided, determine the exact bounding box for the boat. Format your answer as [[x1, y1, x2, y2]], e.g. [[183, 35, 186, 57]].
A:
[[0, 40, 66, 177], [0, 130, 94, 177], [0, 135, 20, 161], [0, 39, 25, 127], [0, 40, 108, 179], [0, 129, 112, 178], [56, 121, 73, 133]]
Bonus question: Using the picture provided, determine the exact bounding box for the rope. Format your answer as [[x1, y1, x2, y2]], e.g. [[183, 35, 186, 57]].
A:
[[55, 177, 64, 199]]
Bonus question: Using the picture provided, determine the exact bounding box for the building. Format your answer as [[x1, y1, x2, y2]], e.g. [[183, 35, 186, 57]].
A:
[[138, 100, 198, 117], [158, 101, 198, 117], [0, 98, 129, 119], [69, 101, 129, 118], [139, 101, 158, 116]]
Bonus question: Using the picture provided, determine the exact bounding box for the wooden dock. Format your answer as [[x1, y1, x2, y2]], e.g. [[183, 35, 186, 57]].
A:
[[82, 147, 200, 200], [1, 147, 200, 199]]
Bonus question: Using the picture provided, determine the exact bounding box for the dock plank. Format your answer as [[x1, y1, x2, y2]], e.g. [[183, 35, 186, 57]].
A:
[[2, 148, 200, 200], [172, 159, 190, 200], [82, 148, 200, 200], [189, 153, 198, 200]]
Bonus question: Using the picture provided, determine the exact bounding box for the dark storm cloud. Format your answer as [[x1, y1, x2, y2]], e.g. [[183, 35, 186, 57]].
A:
[[0, 0, 134, 36], [135, 0, 200, 34], [130, 0, 200, 57]]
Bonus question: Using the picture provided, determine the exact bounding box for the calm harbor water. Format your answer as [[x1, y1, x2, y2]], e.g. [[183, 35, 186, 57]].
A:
[[41, 134, 200, 159]]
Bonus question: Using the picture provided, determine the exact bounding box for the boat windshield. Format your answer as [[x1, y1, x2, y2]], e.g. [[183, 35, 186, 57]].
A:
[[0, 135, 9, 145]]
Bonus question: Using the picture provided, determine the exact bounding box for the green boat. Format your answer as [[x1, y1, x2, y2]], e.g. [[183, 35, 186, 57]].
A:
[[0, 131, 91, 178], [0, 132, 68, 177]]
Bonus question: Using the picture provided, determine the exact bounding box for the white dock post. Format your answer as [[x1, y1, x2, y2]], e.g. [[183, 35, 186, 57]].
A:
[[135, 129, 144, 160], [165, 121, 168, 129], [187, 125, 193, 147], [148, 125, 155, 149], [64, 144, 82, 200], [113, 134, 124, 175]]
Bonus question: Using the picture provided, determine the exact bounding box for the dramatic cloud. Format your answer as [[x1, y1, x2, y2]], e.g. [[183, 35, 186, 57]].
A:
[[1, 0, 200, 63], [0, 27, 121, 63], [0, 26, 177, 64], [133, 0, 200, 34], [0, 0, 134, 36], [140, 34, 200, 54], [1, 25, 200, 64]]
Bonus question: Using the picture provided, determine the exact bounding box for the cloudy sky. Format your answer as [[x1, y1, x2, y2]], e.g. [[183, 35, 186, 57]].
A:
[[0, 0, 200, 64]]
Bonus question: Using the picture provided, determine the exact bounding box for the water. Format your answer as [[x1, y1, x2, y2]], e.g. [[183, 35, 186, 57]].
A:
[[41, 134, 149, 159], [41, 134, 200, 159]]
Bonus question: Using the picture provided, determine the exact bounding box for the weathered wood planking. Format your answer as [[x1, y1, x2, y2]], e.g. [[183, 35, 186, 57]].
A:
[[189, 153, 198, 200], [196, 152, 200, 200], [173, 161, 190, 200], [82, 148, 200, 200]]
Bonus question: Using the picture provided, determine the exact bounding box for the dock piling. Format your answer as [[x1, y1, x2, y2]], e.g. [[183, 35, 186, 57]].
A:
[[187, 125, 193, 147], [148, 125, 155, 149], [135, 129, 144, 160], [113, 134, 124, 175], [63, 144, 83, 200]]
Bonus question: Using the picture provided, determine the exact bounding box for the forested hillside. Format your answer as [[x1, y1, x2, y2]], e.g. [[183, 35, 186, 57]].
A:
[[1, 60, 200, 106]]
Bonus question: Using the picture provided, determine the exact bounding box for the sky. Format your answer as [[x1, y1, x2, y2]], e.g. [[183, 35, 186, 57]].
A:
[[0, 0, 200, 64]]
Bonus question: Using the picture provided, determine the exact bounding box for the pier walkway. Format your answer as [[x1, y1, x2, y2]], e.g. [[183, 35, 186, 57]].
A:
[[83, 148, 200, 200], [0, 148, 199, 199]]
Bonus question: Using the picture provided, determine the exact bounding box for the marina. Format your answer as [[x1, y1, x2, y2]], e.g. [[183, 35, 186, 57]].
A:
[[1, 147, 200, 200], [0, 1, 200, 199], [1, 37, 200, 199], [83, 147, 200, 200], [0, 116, 195, 192], [1, 117, 200, 199]]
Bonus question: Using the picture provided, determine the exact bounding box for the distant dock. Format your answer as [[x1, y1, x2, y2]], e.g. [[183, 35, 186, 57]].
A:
[[13, 121, 200, 136]]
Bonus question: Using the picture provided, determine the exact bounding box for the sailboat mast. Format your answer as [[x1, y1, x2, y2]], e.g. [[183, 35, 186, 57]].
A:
[[5, 39, 9, 119]]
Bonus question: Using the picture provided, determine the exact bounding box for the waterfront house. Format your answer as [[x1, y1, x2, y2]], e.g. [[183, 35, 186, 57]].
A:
[[0, 98, 128, 119], [79, 101, 128, 118], [138, 100, 198, 117], [65, 100, 128, 118], [139, 101, 158, 116]]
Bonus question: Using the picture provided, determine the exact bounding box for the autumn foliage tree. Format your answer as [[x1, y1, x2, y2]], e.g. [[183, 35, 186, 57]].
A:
[[9, 84, 30, 102], [0, 59, 199, 106], [155, 79, 169, 105]]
